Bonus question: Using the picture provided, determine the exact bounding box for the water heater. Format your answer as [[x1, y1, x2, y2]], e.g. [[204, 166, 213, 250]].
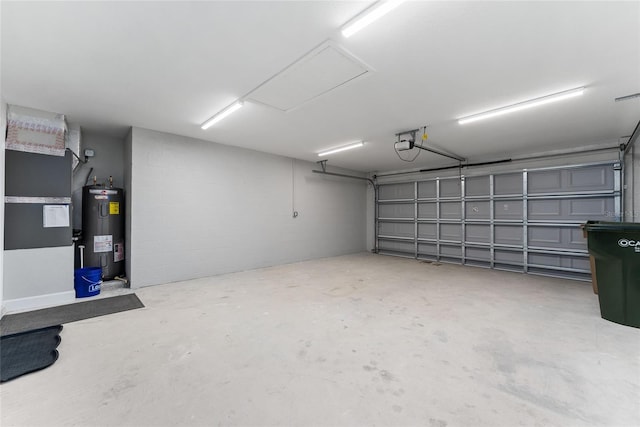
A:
[[82, 185, 125, 279]]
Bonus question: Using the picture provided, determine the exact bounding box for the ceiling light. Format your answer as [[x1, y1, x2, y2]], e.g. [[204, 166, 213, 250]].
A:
[[615, 92, 640, 102], [458, 87, 585, 125], [318, 142, 364, 157], [201, 101, 244, 129], [341, 0, 406, 38]]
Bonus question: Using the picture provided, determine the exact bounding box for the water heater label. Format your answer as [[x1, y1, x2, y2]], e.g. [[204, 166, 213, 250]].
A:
[[89, 189, 118, 195], [110, 202, 120, 215], [94, 235, 113, 253], [114, 243, 124, 262]]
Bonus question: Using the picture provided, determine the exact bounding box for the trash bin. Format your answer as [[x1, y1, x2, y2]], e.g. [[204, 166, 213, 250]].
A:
[[580, 223, 598, 295], [584, 221, 640, 328]]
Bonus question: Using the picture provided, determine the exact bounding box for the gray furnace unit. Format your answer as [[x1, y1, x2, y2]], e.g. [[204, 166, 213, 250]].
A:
[[82, 185, 125, 279]]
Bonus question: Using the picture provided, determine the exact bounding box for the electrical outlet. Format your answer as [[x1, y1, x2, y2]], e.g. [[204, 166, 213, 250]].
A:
[[84, 149, 95, 157]]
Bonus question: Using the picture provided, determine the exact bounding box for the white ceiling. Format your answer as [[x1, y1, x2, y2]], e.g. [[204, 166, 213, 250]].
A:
[[2, 1, 639, 173]]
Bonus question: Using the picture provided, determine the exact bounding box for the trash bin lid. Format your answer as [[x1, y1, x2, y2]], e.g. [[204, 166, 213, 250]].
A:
[[584, 221, 640, 231]]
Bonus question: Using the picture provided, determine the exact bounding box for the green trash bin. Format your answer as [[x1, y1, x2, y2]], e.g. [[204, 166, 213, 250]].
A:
[[584, 220, 640, 328]]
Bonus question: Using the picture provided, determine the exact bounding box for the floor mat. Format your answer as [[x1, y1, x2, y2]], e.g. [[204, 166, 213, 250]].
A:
[[0, 294, 144, 336], [1, 325, 62, 382]]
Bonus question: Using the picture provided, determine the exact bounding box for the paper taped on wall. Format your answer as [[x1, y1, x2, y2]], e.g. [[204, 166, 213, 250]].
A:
[[43, 205, 70, 228]]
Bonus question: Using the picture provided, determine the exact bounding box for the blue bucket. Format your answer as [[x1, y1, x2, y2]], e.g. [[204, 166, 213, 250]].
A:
[[74, 267, 102, 298]]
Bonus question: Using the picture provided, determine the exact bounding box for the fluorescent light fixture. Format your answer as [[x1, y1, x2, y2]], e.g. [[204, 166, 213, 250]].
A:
[[615, 92, 640, 102], [341, 0, 406, 38], [201, 101, 244, 129], [318, 141, 364, 157], [458, 87, 585, 125]]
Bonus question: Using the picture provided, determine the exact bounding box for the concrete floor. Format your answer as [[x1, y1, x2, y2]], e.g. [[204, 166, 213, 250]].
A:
[[1, 253, 639, 426]]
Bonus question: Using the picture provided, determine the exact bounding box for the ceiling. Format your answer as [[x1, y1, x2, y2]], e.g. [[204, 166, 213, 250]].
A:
[[2, 1, 639, 173]]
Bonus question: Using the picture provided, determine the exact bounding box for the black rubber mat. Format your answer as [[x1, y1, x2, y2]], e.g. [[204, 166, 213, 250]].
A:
[[0, 294, 144, 336], [1, 325, 62, 382]]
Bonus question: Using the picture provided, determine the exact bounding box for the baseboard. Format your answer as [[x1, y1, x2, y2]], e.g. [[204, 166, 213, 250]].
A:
[[3, 291, 76, 314]]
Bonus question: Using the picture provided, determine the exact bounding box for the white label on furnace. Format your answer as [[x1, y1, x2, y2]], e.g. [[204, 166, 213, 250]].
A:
[[43, 205, 70, 228], [94, 235, 113, 253]]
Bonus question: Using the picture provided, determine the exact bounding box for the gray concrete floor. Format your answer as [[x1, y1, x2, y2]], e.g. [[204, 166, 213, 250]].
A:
[[1, 253, 639, 426]]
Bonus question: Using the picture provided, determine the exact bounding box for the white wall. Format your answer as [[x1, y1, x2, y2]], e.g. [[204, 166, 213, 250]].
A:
[[128, 127, 367, 288], [3, 246, 74, 311], [124, 128, 132, 281]]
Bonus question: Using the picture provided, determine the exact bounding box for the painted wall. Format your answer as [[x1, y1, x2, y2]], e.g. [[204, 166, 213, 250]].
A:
[[127, 127, 367, 288], [124, 128, 132, 282], [3, 246, 74, 303], [71, 130, 125, 229]]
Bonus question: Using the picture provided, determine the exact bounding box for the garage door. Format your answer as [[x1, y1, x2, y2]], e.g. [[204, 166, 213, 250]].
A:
[[376, 162, 621, 281]]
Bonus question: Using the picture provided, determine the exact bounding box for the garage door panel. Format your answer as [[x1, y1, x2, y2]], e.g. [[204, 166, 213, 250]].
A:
[[527, 197, 614, 221], [379, 240, 414, 253], [441, 224, 461, 242], [528, 165, 614, 194], [376, 162, 619, 282], [441, 245, 461, 258], [440, 202, 461, 219], [379, 222, 414, 238], [527, 267, 592, 281], [440, 179, 461, 197], [418, 223, 437, 239], [528, 253, 590, 271], [568, 198, 614, 220], [418, 243, 437, 255], [494, 200, 523, 220], [495, 249, 523, 264], [568, 166, 613, 190], [528, 226, 587, 251], [379, 204, 413, 219], [418, 181, 437, 199], [569, 227, 588, 246], [418, 203, 437, 218], [494, 173, 522, 195], [528, 170, 561, 194], [495, 225, 523, 245], [465, 176, 490, 196], [466, 224, 490, 243], [466, 201, 490, 219], [466, 247, 490, 261], [379, 183, 413, 200]]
